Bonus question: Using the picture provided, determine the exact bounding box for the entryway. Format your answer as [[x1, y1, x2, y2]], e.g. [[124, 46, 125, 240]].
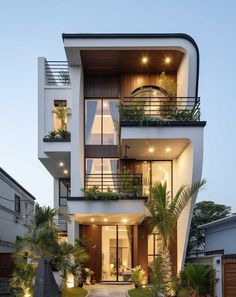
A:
[[101, 226, 132, 282]]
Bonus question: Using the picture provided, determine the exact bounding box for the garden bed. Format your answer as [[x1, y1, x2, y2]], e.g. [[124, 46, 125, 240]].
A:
[[128, 287, 153, 297], [62, 287, 88, 297]]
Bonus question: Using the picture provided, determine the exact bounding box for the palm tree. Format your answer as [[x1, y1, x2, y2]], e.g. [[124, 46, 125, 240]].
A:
[[52, 106, 71, 130], [146, 180, 206, 295]]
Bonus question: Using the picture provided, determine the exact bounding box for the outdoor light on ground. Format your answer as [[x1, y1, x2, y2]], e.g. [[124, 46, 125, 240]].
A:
[[67, 274, 74, 288]]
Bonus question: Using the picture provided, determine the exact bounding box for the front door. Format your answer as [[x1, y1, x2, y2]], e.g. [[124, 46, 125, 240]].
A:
[[101, 226, 133, 281]]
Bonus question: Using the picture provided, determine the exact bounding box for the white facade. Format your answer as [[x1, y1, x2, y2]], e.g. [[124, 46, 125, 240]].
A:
[[38, 33, 205, 275], [0, 168, 35, 253]]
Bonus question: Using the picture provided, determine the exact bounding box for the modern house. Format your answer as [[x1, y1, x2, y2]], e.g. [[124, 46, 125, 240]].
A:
[[0, 167, 35, 277], [38, 33, 206, 282]]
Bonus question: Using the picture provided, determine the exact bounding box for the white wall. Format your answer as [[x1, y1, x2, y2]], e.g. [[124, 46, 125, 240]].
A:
[[0, 172, 34, 253]]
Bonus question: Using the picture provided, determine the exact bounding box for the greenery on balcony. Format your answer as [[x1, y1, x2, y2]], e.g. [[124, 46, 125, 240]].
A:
[[43, 129, 71, 142]]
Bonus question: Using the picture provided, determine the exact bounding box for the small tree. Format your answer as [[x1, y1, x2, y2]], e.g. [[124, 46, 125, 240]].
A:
[[146, 180, 206, 295], [52, 106, 71, 130]]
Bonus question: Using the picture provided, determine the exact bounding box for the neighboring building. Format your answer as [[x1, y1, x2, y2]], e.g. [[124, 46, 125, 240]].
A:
[[38, 33, 206, 282], [0, 167, 35, 277]]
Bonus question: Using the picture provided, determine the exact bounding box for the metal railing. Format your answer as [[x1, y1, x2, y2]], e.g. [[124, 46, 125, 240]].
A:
[[85, 173, 143, 196], [120, 97, 200, 122], [45, 61, 71, 86]]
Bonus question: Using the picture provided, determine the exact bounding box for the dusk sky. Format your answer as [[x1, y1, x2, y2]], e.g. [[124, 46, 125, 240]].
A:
[[0, 0, 236, 210]]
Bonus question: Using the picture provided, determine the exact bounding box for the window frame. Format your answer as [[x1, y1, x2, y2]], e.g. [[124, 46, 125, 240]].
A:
[[15, 195, 21, 213]]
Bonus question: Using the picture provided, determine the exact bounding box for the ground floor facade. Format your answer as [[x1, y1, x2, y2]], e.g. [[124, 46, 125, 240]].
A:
[[78, 220, 177, 282]]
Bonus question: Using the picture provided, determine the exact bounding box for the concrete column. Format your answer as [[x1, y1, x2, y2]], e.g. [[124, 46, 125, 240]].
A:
[[67, 218, 75, 245], [69, 66, 84, 197], [213, 256, 223, 297]]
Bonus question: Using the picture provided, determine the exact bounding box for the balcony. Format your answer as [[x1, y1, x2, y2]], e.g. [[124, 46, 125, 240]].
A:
[[84, 173, 144, 200], [45, 61, 71, 86], [120, 96, 201, 127]]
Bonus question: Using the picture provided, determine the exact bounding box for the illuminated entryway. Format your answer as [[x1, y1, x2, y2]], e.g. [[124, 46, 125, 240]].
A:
[[102, 226, 132, 282]]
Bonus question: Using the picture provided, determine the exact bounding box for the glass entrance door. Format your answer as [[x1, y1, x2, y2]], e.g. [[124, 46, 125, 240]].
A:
[[102, 226, 132, 281]]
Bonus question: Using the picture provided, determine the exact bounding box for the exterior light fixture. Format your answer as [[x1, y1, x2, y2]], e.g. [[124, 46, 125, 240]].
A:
[[63, 169, 68, 174], [148, 147, 154, 153], [165, 57, 171, 64], [59, 162, 64, 167], [122, 218, 128, 224], [165, 147, 171, 152], [141, 56, 148, 64]]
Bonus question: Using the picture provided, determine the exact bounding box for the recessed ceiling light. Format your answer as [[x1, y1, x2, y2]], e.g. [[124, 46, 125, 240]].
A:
[[148, 147, 155, 153], [166, 147, 171, 152], [104, 218, 108, 222], [122, 218, 128, 224], [63, 170, 68, 174], [90, 218, 95, 222], [59, 162, 64, 167], [141, 56, 148, 64], [165, 57, 171, 64]]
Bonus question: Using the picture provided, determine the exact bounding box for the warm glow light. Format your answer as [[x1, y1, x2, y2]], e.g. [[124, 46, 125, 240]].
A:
[[90, 218, 95, 222], [67, 274, 74, 288], [23, 288, 31, 297], [165, 57, 171, 64], [158, 166, 163, 171], [105, 226, 109, 231], [148, 147, 155, 153], [141, 56, 148, 64], [122, 218, 128, 224], [166, 147, 171, 152], [103, 218, 108, 222], [59, 162, 64, 167], [103, 102, 108, 107], [63, 169, 68, 174]]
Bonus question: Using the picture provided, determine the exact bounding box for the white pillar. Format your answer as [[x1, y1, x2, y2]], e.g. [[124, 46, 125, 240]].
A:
[[213, 256, 223, 297], [67, 218, 75, 245]]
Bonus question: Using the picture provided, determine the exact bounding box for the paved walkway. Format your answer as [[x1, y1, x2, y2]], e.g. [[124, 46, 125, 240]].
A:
[[85, 284, 133, 297]]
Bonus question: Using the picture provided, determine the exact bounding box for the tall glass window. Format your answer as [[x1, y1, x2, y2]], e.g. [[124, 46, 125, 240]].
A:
[[85, 99, 119, 145], [59, 179, 71, 206], [85, 158, 119, 192]]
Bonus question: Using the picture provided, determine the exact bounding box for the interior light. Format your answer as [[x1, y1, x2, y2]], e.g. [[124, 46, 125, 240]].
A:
[[90, 218, 95, 222], [59, 162, 64, 167], [105, 227, 109, 231], [103, 102, 108, 107], [141, 56, 148, 64], [166, 147, 171, 152], [63, 170, 68, 174], [165, 57, 171, 64], [158, 166, 163, 171], [122, 218, 128, 224], [148, 147, 155, 153]]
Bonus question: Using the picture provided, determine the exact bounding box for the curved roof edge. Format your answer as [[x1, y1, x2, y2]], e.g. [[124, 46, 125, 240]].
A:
[[62, 33, 199, 97]]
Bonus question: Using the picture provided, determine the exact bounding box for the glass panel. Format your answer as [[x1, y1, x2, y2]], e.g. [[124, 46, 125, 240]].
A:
[[86, 159, 102, 190], [59, 180, 68, 197], [103, 100, 119, 145], [102, 226, 117, 281], [152, 161, 172, 195], [85, 100, 101, 144], [148, 234, 154, 255], [118, 226, 132, 281]]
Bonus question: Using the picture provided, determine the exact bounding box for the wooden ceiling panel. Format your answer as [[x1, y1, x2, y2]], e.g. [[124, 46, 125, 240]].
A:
[[80, 50, 184, 74]]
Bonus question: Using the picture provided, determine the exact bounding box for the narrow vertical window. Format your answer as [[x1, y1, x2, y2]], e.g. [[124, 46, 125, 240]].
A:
[[15, 195, 21, 213]]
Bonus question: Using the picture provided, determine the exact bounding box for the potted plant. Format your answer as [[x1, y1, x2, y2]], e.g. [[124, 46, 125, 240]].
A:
[[131, 266, 145, 288]]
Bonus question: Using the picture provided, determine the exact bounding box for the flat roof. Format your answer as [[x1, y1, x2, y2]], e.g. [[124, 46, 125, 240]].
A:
[[199, 215, 236, 230], [0, 167, 36, 200]]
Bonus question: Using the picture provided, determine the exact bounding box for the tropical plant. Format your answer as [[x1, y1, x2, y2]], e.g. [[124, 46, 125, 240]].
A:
[[119, 103, 145, 124], [188, 201, 231, 255], [166, 103, 200, 121], [81, 186, 120, 200], [59, 71, 70, 85], [46, 130, 58, 139], [159, 72, 177, 97], [58, 128, 71, 139], [146, 180, 206, 295], [149, 256, 166, 297], [178, 263, 214, 297], [52, 106, 71, 130], [131, 266, 145, 288]]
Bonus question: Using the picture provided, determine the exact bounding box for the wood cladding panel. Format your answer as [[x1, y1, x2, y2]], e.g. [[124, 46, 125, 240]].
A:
[[138, 220, 148, 275], [85, 145, 119, 158], [121, 73, 176, 97], [79, 225, 102, 281], [84, 74, 120, 98], [224, 260, 236, 297]]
